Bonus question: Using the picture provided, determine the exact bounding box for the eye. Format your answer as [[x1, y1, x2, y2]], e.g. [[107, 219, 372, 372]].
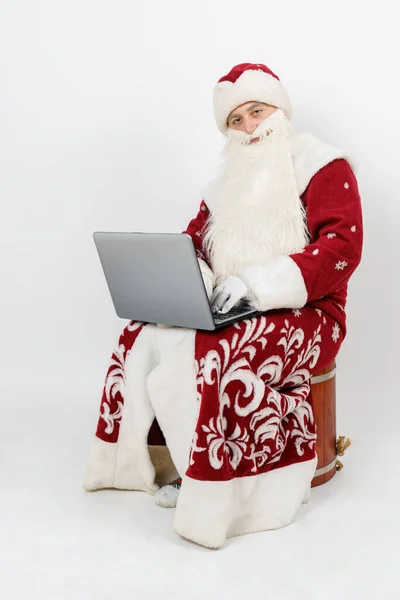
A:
[[252, 109, 262, 116], [232, 118, 241, 125]]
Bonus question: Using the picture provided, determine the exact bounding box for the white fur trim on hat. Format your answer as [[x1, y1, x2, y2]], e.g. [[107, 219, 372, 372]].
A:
[[214, 69, 292, 133]]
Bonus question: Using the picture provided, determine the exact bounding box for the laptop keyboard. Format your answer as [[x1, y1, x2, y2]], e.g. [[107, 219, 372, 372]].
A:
[[212, 303, 256, 324]]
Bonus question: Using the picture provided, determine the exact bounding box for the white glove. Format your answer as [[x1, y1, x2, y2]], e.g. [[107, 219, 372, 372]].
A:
[[210, 275, 248, 314]]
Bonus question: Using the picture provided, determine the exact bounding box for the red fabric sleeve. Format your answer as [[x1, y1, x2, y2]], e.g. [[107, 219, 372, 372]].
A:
[[290, 159, 363, 302], [182, 200, 210, 264]]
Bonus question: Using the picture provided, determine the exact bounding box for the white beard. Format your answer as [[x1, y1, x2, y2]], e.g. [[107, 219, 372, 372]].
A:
[[203, 109, 309, 285]]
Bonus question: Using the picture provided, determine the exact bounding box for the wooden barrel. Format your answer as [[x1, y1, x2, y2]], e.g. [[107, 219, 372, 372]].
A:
[[148, 361, 338, 487], [310, 361, 337, 487]]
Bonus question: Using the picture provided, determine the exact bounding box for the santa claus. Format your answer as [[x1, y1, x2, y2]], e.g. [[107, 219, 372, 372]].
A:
[[84, 63, 363, 549]]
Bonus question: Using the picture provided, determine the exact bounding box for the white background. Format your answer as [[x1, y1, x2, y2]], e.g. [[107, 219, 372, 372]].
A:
[[1, 1, 399, 598]]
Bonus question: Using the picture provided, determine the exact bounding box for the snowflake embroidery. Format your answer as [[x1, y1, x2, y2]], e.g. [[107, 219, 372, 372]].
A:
[[323, 316, 327, 325], [344, 182, 349, 189], [327, 233, 337, 239], [332, 323, 340, 343], [292, 309, 302, 317], [335, 260, 348, 271], [351, 226, 357, 233], [196, 230, 202, 237], [312, 249, 319, 255]]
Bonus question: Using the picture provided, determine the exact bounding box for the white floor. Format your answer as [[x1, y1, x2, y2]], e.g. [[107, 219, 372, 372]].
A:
[[2, 386, 399, 600]]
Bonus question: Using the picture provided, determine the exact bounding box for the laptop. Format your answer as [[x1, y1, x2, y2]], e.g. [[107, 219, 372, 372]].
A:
[[93, 232, 259, 331]]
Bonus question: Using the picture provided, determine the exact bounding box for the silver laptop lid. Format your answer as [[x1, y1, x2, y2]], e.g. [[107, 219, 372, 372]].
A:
[[93, 232, 216, 330]]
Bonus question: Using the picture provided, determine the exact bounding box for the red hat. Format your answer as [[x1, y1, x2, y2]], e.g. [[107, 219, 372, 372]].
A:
[[213, 63, 292, 133]]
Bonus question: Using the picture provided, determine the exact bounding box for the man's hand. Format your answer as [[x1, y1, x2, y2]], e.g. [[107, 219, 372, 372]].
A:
[[211, 276, 248, 314]]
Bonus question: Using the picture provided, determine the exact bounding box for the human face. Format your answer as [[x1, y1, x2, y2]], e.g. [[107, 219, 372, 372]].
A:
[[227, 102, 277, 137]]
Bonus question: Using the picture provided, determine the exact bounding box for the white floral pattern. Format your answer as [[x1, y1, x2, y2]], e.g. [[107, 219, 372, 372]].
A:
[[101, 343, 126, 434], [95, 322, 146, 442], [351, 225, 357, 233], [201, 416, 249, 470], [126, 322, 143, 332], [101, 401, 124, 434], [190, 316, 323, 473], [105, 344, 125, 402], [326, 233, 337, 239], [189, 432, 206, 466], [245, 382, 311, 472]]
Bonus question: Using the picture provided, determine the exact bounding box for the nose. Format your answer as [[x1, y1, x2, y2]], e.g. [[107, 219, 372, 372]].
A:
[[243, 118, 257, 134]]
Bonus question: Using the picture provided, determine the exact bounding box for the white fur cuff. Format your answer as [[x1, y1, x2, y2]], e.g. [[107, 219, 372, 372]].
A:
[[239, 256, 308, 311]]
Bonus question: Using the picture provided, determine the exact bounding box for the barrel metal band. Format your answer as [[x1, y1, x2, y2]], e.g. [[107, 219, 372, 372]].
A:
[[311, 367, 336, 385], [314, 457, 337, 477]]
